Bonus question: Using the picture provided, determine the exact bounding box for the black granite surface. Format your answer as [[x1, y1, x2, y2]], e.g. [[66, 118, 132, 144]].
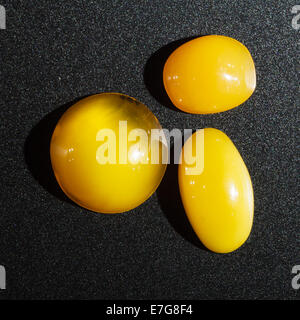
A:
[[0, 0, 299, 299]]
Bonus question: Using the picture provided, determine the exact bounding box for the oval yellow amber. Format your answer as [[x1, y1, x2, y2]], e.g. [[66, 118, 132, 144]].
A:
[[178, 128, 254, 253], [163, 35, 256, 114]]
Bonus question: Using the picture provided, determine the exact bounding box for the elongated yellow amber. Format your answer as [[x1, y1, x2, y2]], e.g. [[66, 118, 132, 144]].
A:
[[178, 128, 254, 253]]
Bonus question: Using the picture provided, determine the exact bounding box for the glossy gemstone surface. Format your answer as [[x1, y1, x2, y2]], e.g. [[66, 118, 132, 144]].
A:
[[50, 93, 167, 213], [163, 35, 256, 114], [178, 128, 254, 253]]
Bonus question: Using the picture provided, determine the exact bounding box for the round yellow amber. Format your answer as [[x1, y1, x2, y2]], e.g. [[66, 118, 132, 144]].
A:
[[50, 93, 167, 213], [163, 35, 256, 114]]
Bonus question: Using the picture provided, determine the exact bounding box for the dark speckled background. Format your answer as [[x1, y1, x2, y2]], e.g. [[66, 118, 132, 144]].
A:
[[0, 0, 299, 299]]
